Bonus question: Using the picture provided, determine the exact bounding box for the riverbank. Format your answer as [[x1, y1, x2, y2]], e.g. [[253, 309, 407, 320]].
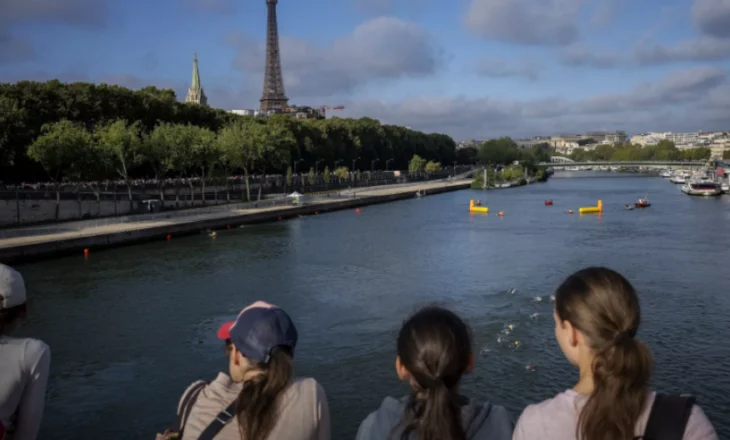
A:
[[0, 179, 471, 264]]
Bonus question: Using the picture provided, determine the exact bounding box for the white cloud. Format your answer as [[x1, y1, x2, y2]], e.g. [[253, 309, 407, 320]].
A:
[[464, 0, 585, 46], [225, 16, 444, 98]]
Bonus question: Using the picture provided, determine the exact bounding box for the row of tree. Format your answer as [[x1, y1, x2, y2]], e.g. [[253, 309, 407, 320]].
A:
[[568, 140, 712, 162], [0, 80, 459, 183]]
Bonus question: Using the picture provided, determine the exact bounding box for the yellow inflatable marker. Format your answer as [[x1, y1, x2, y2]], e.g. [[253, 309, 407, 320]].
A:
[[469, 200, 489, 213], [579, 200, 603, 214]]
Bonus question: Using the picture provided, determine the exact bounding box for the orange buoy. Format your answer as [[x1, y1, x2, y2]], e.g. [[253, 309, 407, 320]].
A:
[[166, 235, 171, 241], [315, 211, 319, 215], [568, 210, 574, 214], [497, 211, 504, 217], [83, 248, 89, 256], [355, 209, 362, 213], [545, 200, 553, 206], [227, 225, 231, 229]]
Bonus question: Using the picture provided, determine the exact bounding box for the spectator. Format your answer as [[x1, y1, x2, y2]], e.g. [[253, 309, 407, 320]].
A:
[[0, 264, 51, 440]]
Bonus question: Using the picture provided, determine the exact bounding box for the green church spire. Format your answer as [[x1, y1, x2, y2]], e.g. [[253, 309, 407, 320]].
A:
[[185, 52, 207, 105], [192, 52, 200, 90]]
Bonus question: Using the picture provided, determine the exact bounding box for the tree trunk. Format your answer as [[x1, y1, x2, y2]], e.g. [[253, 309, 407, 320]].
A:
[[125, 178, 133, 213], [201, 175, 206, 206], [188, 181, 194, 207], [95, 190, 101, 217], [244, 169, 251, 201], [55, 183, 60, 221], [175, 179, 180, 208]]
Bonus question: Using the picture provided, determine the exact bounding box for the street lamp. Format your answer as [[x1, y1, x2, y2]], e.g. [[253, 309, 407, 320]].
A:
[[371, 159, 379, 172], [385, 159, 394, 170], [453, 160, 457, 175], [315, 159, 323, 173]]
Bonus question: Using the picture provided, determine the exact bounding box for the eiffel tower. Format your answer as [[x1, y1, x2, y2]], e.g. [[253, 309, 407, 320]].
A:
[[260, 0, 288, 111]]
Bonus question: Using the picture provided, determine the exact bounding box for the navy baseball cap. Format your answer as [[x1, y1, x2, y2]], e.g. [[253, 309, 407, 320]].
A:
[[217, 301, 298, 363]]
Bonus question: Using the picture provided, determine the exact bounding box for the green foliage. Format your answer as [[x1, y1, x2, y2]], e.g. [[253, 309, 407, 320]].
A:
[[334, 166, 349, 180], [308, 167, 315, 186], [425, 161, 441, 172], [28, 120, 93, 183], [409, 154, 427, 173], [286, 166, 293, 186], [1, 80, 457, 183], [569, 141, 711, 161], [323, 166, 330, 184]]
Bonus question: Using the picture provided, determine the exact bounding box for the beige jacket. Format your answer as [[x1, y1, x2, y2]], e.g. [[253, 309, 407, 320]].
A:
[[179, 373, 329, 440]]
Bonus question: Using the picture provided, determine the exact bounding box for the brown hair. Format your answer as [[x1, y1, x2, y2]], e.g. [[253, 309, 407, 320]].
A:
[[0, 303, 27, 335], [394, 306, 472, 440], [235, 346, 293, 440], [555, 267, 653, 440]]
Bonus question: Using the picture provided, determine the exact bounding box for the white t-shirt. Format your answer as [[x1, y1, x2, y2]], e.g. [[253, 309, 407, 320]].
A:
[[514, 389, 718, 440], [0, 336, 51, 440]]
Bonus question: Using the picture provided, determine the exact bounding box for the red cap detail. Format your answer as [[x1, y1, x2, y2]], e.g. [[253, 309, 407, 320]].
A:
[[217, 322, 234, 340]]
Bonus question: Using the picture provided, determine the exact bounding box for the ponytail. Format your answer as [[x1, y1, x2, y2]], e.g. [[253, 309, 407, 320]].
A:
[[392, 306, 472, 440], [579, 335, 653, 440], [554, 267, 653, 440], [399, 382, 465, 440], [235, 346, 293, 440]]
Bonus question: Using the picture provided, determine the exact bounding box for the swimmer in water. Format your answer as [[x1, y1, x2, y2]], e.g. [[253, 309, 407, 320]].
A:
[[530, 313, 539, 320], [534, 296, 542, 302], [475, 200, 482, 206]]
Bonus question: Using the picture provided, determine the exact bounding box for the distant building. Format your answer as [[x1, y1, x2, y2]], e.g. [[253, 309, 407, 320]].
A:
[[710, 137, 730, 159], [185, 53, 207, 105]]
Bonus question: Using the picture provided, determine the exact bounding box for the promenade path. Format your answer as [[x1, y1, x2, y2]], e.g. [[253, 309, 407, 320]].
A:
[[0, 179, 471, 260]]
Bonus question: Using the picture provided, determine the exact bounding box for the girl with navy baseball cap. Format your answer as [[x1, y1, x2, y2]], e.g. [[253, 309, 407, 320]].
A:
[[171, 301, 330, 440]]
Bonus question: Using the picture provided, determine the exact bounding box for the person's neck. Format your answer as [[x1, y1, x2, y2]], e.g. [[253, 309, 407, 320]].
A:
[[572, 358, 595, 395]]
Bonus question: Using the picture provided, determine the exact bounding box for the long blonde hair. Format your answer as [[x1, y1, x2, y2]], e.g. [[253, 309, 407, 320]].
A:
[[555, 267, 653, 440]]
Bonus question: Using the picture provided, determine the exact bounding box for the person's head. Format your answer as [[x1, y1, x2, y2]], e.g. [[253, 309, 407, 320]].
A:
[[216, 301, 297, 440], [0, 264, 28, 336], [553, 267, 653, 440], [394, 305, 475, 440]]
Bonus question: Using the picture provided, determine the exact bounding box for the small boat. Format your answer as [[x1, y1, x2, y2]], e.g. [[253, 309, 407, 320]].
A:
[[659, 170, 673, 178], [681, 181, 723, 196], [624, 204, 634, 210], [669, 175, 686, 184], [544, 200, 553, 206], [722, 182, 729, 193], [634, 198, 650, 208]]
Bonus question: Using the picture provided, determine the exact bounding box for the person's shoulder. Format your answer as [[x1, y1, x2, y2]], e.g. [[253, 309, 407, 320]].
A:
[[13, 337, 50, 366], [684, 402, 719, 440], [291, 377, 325, 394], [515, 391, 575, 433], [176, 379, 209, 415]]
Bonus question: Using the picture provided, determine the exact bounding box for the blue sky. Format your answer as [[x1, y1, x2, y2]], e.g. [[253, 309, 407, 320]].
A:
[[1, 0, 729, 139]]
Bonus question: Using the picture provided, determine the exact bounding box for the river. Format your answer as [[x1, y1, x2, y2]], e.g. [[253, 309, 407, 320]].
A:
[[14, 173, 730, 438]]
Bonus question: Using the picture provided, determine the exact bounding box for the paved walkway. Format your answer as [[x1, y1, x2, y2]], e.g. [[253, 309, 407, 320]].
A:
[[0, 179, 471, 249]]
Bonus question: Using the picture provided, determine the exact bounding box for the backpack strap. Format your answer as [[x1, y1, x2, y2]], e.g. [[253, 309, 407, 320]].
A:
[[640, 393, 696, 440], [177, 381, 208, 434], [197, 401, 237, 440]]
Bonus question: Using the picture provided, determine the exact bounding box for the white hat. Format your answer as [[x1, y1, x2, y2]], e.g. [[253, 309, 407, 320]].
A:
[[0, 264, 26, 310]]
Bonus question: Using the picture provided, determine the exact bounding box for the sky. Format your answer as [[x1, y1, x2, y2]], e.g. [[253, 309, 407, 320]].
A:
[[1, 0, 729, 140]]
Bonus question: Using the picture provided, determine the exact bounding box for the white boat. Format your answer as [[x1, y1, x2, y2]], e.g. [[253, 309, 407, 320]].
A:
[[659, 170, 673, 178], [721, 182, 729, 193], [669, 175, 686, 184], [681, 180, 723, 196]]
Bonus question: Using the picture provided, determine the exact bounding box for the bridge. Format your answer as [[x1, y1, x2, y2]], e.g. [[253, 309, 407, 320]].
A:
[[540, 158, 706, 168]]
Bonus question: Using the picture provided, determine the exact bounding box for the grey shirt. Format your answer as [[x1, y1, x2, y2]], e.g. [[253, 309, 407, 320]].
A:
[[0, 336, 51, 440], [356, 395, 513, 440], [180, 372, 330, 440]]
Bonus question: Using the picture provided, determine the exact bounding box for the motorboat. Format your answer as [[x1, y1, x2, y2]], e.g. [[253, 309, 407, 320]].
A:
[[634, 198, 651, 208], [681, 180, 723, 196], [669, 175, 686, 184], [722, 182, 729, 193], [659, 170, 673, 178]]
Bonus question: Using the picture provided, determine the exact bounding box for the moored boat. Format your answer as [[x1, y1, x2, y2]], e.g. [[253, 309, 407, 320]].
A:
[[659, 170, 673, 178], [681, 180, 723, 196], [669, 175, 686, 184], [634, 198, 650, 208]]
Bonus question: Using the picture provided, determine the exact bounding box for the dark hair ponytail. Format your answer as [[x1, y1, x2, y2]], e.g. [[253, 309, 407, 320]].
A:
[[235, 346, 293, 440], [555, 267, 653, 440], [394, 306, 471, 440]]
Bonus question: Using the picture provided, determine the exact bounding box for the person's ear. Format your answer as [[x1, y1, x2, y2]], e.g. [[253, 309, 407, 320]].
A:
[[465, 353, 476, 374], [395, 356, 411, 381]]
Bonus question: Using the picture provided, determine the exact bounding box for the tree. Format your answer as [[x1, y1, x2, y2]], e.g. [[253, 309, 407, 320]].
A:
[[308, 167, 315, 186], [286, 166, 293, 188], [218, 119, 262, 201], [425, 161, 441, 173], [142, 122, 183, 201], [94, 119, 143, 212], [334, 166, 349, 181], [188, 125, 220, 205], [409, 154, 427, 173], [27, 120, 93, 219], [323, 166, 331, 187], [478, 137, 520, 165]]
